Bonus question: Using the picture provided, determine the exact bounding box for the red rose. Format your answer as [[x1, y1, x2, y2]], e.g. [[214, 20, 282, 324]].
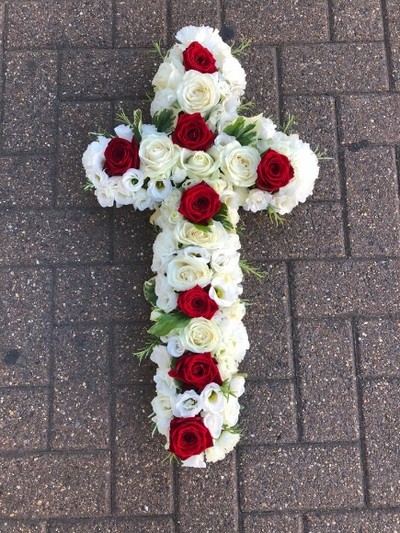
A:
[[104, 137, 139, 177], [172, 113, 216, 151], [169, 352, 222, 391], [177, 285, 218, 319], [182, 41, 218, 74], [256, 149, 294, 192], [169, 416, 213, 460], [178, 182, 221, 224]]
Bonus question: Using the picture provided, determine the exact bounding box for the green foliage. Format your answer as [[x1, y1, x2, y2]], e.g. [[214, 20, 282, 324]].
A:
[[223, 116, 257, 146], [314, 145, 332, 161], [133, 336, 159, 362], [192, 222, 212, 233], [148, 311, 191, 337], [267, 205, 286, 227], [232, 38, 252, 56], [89, 127, 114, 140], [239, 259, 266, 280], [237, 101, 255, 114], [213, 203, 234, 231], [116, 108, 142, 142], [152, 108, 176, 134], [152, 40, 165, 60], [279, 114, 296, 134], [83, 179, 95, 192], [143, 277, 157, 307], [223, 423, 242, 435]]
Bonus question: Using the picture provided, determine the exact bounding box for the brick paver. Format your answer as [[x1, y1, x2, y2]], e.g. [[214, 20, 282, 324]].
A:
[[1, 1, 399, 532]]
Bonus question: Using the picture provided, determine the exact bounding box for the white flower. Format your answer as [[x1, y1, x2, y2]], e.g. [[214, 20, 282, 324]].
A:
[[209, 275, 241, 308], [147, 178, 174, 202], [152, 53, 184, 91], [172, 390, 203, 417], [180, 318, 221, 353], [181, 245, 211, 263], [152, 230, 177, 273], [243, 189, 273, 213], [132, 188, 155, 211], [182, 454, 206, 468], [120, 169, 145, 193], [221, 56, 246, 98], [151, 393, 173, 437], [167, 254, 212, 291], [181, 147, 221, 181], [174, 220, 227, 250], [177, 71, 220, 115], [221, 141, 260, 187], [150, 88, 178, 117], [167, 335, 185, 358], [155, 273, 178, 312], [154, 368, 176, 396], [114, 124, 133, 141], [211, 249, 240, 274], [175, 26, 232, 65], [229, 375, 245, 398], [94, 177, 118, 207], [150, 345, 171, 369], [201, 383, 227, 414], [223, 395, 240, 426], [205, 430, 240, 463], [82, 137, 109, 187], [202, 412, 223, 439], [139, 134, 179, 178]]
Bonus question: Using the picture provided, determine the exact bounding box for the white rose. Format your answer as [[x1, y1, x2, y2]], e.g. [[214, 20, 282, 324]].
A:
[[181, 318, 221, 353], [201, 383, 227, 414], [243, 188, 273, 213], [172, 390, 203, 417], [174, 220, 227, 250], [177, 71, 220, 115], [215, 301, 246, 322], [167, 255, 212, 291], [139, 134, 179, 178], [181, 147, 221, 180], [221, 141, 260, 187]]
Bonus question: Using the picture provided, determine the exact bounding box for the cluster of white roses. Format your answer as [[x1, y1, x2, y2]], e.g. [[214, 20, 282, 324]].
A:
[[82, 25, 320, 466]]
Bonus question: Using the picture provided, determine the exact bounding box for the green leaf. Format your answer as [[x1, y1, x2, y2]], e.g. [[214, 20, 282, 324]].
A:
[[192, 222, 212, 233], [213, 203, 234, 231], [267, 205, 286, 227], [83, 179, 95, 192], [152, 108, 176, 134], [148, 311, 191, 337], [223, 116, 257, 146], [239, 259, 266, 280], [278, 114, 296, 134], [232, 38, 251, 56], [132, 109, 142, 143], [143, 277, 157, 307], [152, 40, 165, 60], [89, 127, 114, 140]]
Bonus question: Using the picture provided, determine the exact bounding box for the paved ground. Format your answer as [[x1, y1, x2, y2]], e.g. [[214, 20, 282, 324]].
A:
[[0, 1, 400, 532]]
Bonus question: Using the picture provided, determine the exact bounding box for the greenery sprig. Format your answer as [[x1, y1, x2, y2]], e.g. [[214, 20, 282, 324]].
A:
[[232, 38, 251, 56], [239, 259, 266, 280], [267, 205, 285, 227]]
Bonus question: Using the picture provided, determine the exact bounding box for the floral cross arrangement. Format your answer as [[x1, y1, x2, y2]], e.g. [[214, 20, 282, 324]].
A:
[[82, 26, 320, 467]]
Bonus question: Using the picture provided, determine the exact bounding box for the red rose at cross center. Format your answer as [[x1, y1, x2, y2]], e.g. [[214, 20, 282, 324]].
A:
[[172, 113, 216, 151], [182, 41, 218, 74], [104, 137, 140, 177], [169, 351, 223, 391], [178, 182, 221, 225], [169, 416, 213, 460], [256, 149, 294, 192], [177, 285, 219, 319]]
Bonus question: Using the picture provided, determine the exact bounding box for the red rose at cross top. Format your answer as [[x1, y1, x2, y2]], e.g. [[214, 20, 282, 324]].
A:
[[178, 182, 221, 225], [256, 149, 294, 192], [172, 112, 216, 151], [169, 351, 223, 391], [104, 137, 140, 177], [177, 285, 219, 319], [182, 41, 218, 73], [169, 416, 213, 460]]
